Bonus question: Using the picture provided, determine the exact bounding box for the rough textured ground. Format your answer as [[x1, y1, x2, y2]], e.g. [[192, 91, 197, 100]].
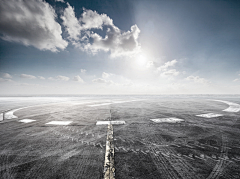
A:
[[0, 95, 240, 178]]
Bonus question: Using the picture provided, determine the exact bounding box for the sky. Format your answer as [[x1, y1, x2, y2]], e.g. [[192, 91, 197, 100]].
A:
[[0, 0, 240, 95]]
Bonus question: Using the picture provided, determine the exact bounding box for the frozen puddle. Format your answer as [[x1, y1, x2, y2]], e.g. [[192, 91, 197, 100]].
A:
[[96, 121, 126, 125], [46, 121, 73, 125], [150, 118, 184, 123], [19, 119, 36, 123], [212, 100, 240, 112], [196, 113, 223, 118]]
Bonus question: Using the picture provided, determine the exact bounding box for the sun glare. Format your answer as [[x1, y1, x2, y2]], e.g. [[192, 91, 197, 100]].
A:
[[136, 54, 147, 68]]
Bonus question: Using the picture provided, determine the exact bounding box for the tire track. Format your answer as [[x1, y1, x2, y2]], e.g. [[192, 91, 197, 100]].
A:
[[206, 135, 230, 179]]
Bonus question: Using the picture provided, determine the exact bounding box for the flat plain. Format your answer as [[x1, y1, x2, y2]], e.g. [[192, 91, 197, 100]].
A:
[[0, 95, 240, 179]]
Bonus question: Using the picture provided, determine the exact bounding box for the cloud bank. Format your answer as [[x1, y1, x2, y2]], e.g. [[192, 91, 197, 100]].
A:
[[61, 3, 141, 57], [0, 1, 140, 57], [0, 0, 68, 52]]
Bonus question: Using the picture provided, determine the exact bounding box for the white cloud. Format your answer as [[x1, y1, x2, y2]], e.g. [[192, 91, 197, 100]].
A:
[[20, 74, 36, 79], [157, 59, 177, 72], [61, 3, 82, 41], [93, 73, 132, 87], [73, 75, 84, 83], [81, 69, 86, 74], [61, 4, 141, 57], [0, 0, 68, 52], [146, 61, 154, 68], [102, 72, 113, 79], [56, 75, 69, 81], [80, 8, 113, 30], [185, 75, 210, 84], [92, 78, 113, 85], [38, 76, 45, 80], [233, 79, 239, 82], [48, 77, 55, 80], [88, 24, 141, 57], [0, 78, 12, 82], [154, 59, 179, 78], [48, 75, 69, 81], [1, 73, 12, 78], [161, 69, 179, 77]]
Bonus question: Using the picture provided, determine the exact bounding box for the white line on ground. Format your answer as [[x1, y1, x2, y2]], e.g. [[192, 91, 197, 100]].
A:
[[19, 119, 36, 123], [45, 121, 73, 125], [3, 100, 100, 120], [150, 118, 184, 123], [210, 100, 240, 112], [88, 100, 141, 107], [0, 113, 3, 121], [5, 107, 28, 119], [96, 121, 126, 125], [196, 113, 223, 118], [103, 124, 115, 179]]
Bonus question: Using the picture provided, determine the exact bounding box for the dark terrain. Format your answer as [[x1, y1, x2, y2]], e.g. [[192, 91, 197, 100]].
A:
[[0, 96, 240, 178]]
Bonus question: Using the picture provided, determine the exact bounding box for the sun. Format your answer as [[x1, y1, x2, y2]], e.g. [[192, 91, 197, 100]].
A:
[[135, 54, 147, 68]]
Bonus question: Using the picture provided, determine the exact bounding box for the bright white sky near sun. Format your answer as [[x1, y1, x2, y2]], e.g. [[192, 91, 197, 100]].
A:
[[0, 0, 240, 95]]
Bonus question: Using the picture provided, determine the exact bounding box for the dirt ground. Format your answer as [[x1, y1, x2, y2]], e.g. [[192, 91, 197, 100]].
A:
[[0, 95, 240, 178]]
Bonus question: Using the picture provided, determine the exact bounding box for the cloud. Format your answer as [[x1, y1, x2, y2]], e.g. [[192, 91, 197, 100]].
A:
[[146, 61, 154, 68], [73, 75, 84, 83], [185, 75, 210, 84], [161, 69, 179, 77], [93, 72, 132, 87], [61, 4, 141, 57], [88, 24, 141, 57], [157, 59, 177, 72], [61, 3, 82, 41], [20, 74, 36, 79], [48, 75, 69, 81], [233, 79, 239, 82], [0, 78, 12, 82], [81, 69, 86, 74], [102, 72, 113, 79], [48, 77, 55, 80], [92, 78, 113, 85], [56, 75, 69, 81], [38, 76, 45, 80], [1, 73, 12, 78], [0, 0, 68, 52], [154, 59, 179, 78]]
